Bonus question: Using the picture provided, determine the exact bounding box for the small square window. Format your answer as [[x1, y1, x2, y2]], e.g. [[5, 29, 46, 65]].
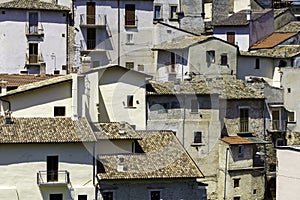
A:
[[238, 145, 244, 157], [54, 106, 66, 117], [206, 51, 215, 63], [138, 64, 144, 72], [289, 111, 295, 122], [50, 194, 63, 200], [233, 178, 240, 188], [287, 88, 291, 93], [194, 131, 202, 143], [127, 95, 134, 107], [170, 5, 177, 19], [125, 62, 134, 70], [221, 54, 228, 65], [62, 33, 65, 37], [103, 191, 113, 200], [150, 190, 161, 200], [2, 11, 5, 14], [78, 195, 87, 200], [126, 33, 134, 44], [233, 197, 240, 200]]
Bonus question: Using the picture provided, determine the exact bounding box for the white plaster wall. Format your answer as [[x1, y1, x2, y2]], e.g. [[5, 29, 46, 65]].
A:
[[6, 82, 72, 117], [96, 140, 133, 155], [0, 9, 67, 74], [214, 26, 250, 51], [0, 143, 95, 200], [234, 0, 250, 13], [277, 149, 300, 200], [237, 56, 274, 80]]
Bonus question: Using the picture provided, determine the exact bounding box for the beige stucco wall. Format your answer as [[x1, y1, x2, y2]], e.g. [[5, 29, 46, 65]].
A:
[[96, 140, 134, 154]]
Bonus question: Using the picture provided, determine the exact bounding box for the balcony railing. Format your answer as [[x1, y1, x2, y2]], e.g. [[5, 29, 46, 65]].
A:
[[37, 170, 70, 186], [80, 40, 106, 52], [239, 119, 249, 133], [80, 14, 107, 26], [267, 119, 286, 131], [25, 23, 44, 36]]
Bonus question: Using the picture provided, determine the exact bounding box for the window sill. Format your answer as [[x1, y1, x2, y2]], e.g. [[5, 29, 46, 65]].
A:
[[153, 18, 163, 21], [125, 43, 134, 45], [191, 143, 205, 147], [125, 25, 137, 28], [169, 18, 179, 21], [287, 121, 296, 124], [124, 106, 137, 109], [190, 112, 198, 114]]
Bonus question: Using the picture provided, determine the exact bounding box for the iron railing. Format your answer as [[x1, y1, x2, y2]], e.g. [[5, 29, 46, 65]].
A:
[[80, 14, 107, 26], [37, 170, 70, 185]]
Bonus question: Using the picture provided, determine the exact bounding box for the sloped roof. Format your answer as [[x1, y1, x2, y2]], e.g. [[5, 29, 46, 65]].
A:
[[220, 136, 254, 145], [250, 32, 298, 50], [276, 21, 300, 32], [152, 36, 211, 50], [0, 0, 70, 11], [0, 74, 60, 88], [0, 74, 72, 97], [240, 45, 300, 58], [91, 122, 142, 140], [274, 8, 290, 18], [147, 79, 263, 99], [97, 131, 204, 180], [0, 117, 96, 143], [213, 9, 272, 26]]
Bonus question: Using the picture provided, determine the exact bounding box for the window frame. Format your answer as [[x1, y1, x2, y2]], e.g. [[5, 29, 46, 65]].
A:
[[169, 5, 178, 20], [226, 32, 235, 44], [125, 4, 136, 27], [102, 190, 114, 200], [154, 5, 162, 20], [49, 193, 63, 200], [78, 195, 88, 200], [206, 50, 215, 64]]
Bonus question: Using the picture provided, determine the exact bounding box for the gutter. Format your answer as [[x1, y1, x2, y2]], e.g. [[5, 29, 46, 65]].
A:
[[0, 97, 11, 111]]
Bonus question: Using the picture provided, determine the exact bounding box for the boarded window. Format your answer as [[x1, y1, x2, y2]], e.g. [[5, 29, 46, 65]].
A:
[[227, 32, 235, 44], [47, 156, 58, 182], [125, 4, 135, 26]]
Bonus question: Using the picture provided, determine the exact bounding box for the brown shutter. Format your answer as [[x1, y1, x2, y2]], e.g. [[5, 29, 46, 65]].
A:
[[125, 4, 135, 26], [86, 2, 95, 24]]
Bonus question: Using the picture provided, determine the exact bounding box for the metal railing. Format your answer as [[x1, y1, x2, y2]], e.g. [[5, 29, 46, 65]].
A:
[[25, 23, 44, 35], [80, 14, 107, 26], [37, 170, 70, 185], [239, 119, 249, 132]]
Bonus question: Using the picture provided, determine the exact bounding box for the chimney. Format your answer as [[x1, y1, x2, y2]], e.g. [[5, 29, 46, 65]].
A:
[[0, 80, 7, 95], [80, 55, 92, 73]]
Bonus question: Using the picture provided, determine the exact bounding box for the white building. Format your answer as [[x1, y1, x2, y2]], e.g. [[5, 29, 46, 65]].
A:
[[0, 0, 70, 75]]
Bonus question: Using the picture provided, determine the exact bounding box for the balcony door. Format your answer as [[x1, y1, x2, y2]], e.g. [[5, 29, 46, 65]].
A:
[[29, 12, 38, 33], [29, 43, 38, 64], [272, 110, 280, 130], [47, 156, 58, 182], [86, 2, 95, 24]]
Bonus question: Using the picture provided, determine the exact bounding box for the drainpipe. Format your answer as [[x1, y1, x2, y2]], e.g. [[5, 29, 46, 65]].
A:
[[224, 147, 229, 200], [182, 94, 186, 147], [117, 0, 120, 66], [263, 99, 267, 199]]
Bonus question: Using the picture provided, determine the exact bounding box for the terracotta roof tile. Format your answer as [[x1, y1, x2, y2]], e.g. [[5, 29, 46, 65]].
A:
[[0, 74, 60, 88], [0, 117, 96, 143], [220, 136, 253, 145], [0, 0, 70, 11], [97, 131, 204, 180], [147, 79, 263, 99], [250, 32, 298, 50], [91, 122, 142, 140]]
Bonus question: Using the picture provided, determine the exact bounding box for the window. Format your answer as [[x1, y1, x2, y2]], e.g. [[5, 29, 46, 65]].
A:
[[221, 54, 228, 66], [127, 95, 134, 107], [206, 51, 215, 63], [233, 197, 241, 200], [126, 33, 134, 44], [239, 108, 249, 132], [226, 32, 235, 44], [255, 58, 260, 69], [233, 178, 240, 188], [150, 190, 161, 200], [87, 28, 96, 49], [103, 191, 113, 200], [138, 64, 144, 72], [54, 106, 66, 117], [29, 43, 38, 64], [78, 195, 87, 200], [29, 12, 38, 34], [287, 88, 291, 93], [50, 194, 63, 200], [289, 111, 295, 122], [194, 131, 202, 143], [125, 4, 136, 26], [191, 99, 198, 113], [170, 5, 177, 19], [238, 145, 244, 157], [154, 5, 162, 19], [276, 138, 285, 147], [47, 156, 58, 182], [125, 62, 134, 69]]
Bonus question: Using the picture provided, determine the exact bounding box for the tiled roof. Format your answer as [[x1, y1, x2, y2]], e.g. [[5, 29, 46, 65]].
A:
[[220, 136, 254, 145], [213, 9, 272, 26], [240, 45, 300, 58], [0, 74, 59, 88], [147, 79, 263, 99], [91, 122, 142, 140], [97, 131, 204, 180], [152, 36, 211, 50], [276, 21, 300, 32], [250, 32, 298, 50], [0, 117, 96, 143], [0, 0, 70, 11], [274, 8, 290, 18], [0, 74, 72, 97]]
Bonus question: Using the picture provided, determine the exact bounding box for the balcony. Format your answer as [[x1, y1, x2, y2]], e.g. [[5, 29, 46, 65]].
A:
[[124, 15, 138, 28], [267, 119, 286, 132], [37, 170, 70, 186], [80, 40, 106, 53], [80, 14, 107, 27], [25, 53, 44, 65], [25, 23, 44, 36]]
